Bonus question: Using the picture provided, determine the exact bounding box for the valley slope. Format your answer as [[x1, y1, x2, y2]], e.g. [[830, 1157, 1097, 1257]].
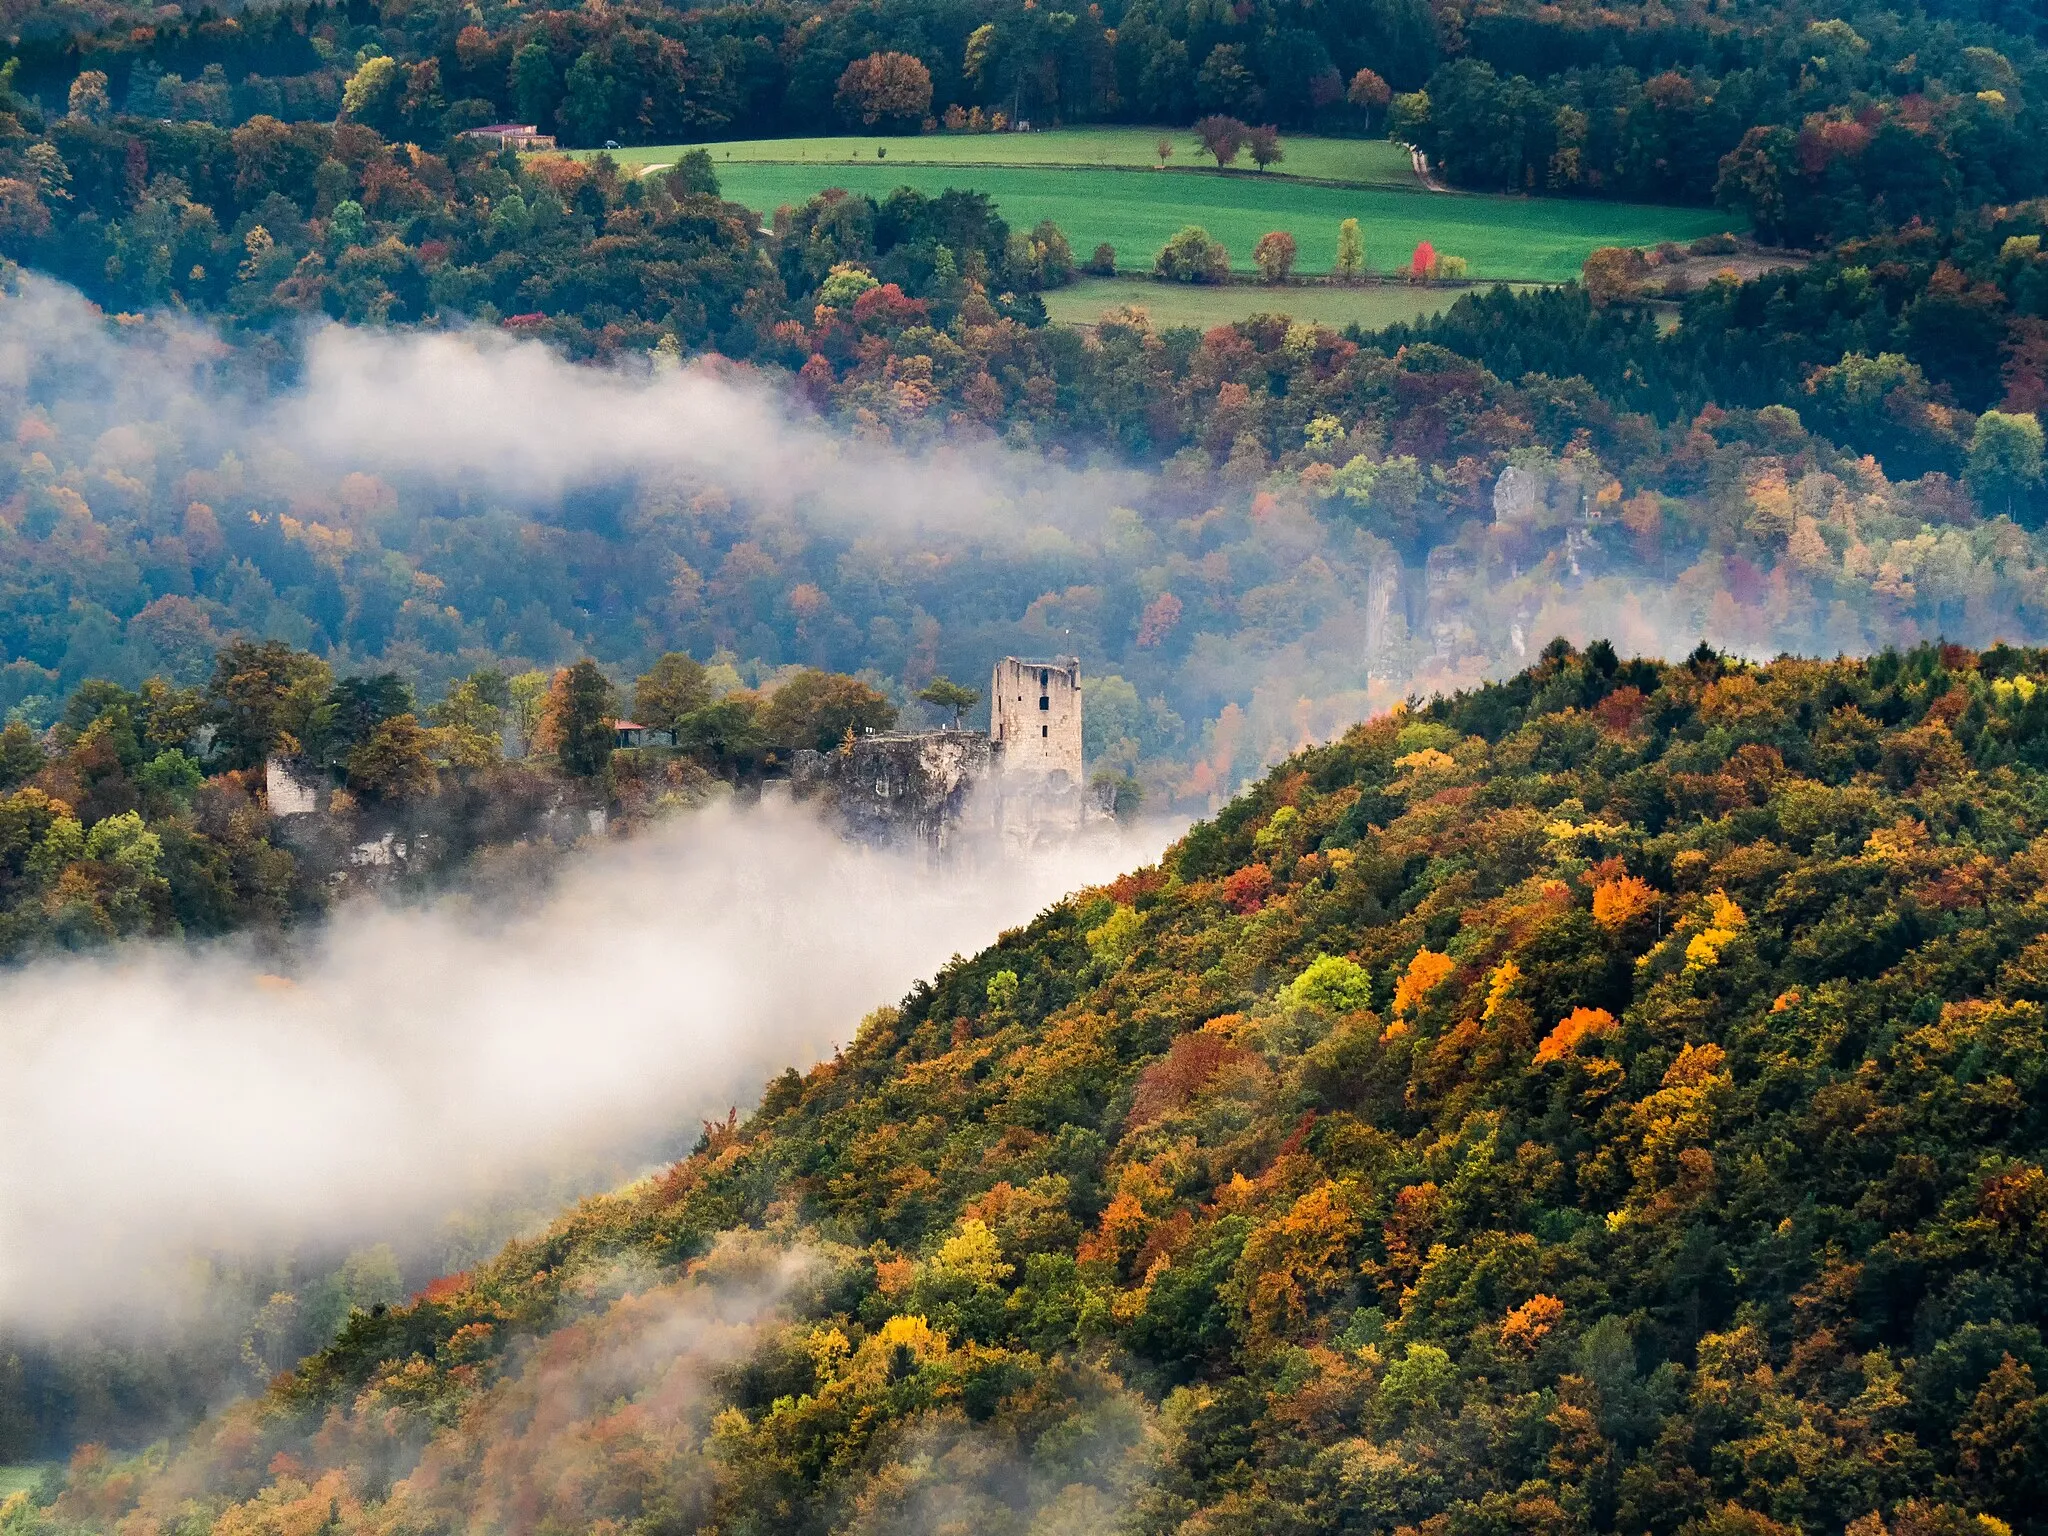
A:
[[20, 640, 2048, 1536]]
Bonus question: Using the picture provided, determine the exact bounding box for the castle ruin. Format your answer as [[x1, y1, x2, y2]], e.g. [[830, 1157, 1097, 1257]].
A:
[[990, 657, 1082, 782], [791, 656, 1102, 854]]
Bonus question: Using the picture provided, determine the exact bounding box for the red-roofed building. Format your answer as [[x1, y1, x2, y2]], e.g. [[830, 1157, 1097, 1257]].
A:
[[611, 720, 677, 749]]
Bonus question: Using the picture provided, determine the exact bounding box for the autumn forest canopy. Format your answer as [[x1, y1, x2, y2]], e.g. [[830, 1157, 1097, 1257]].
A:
[[22, 640, 2048, 1536], [0, 0, 2043, 788], [8, 0, 2048, 1527], [0, 0, 2042, 802]]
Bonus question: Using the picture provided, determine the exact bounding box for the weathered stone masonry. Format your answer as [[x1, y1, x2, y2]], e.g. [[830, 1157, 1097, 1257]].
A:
[[792, 656, 1098, 853]]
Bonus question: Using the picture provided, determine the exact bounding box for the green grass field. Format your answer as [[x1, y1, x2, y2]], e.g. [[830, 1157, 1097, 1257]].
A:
[[702, 161, 1730, 282], [0, 1466, 45, 1499], [584, 129, 1419, 187], [1042, 275, 1531, 331]]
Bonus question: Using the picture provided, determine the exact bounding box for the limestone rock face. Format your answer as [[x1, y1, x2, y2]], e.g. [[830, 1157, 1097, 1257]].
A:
[[1493, 464, 1541, 526], [792, 730, 995, 853], [265, 755, 322, 817]]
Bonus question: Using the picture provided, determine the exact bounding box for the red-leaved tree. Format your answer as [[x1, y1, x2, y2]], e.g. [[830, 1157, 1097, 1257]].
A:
[[1193, 115, 1247, 168]]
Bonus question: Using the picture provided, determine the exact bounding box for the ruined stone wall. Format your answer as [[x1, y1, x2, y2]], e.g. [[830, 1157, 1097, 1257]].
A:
[[989, 658, 1082, 786], [791, 659, 1108, 854]]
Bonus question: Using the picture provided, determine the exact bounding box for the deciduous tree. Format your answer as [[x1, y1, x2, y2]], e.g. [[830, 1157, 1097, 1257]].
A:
[[1336, 218, 1364, 281], [326, 673, 414, 766], [1252, 230, 1297, 283], [1193, 115, 1246, 168], [206, 642, 333, 769], [66, 71, 110, 123], [1967, 410, 2046, 521], [1348, 68, 1391, 129], [759, 670, 897, 751], [634, 653, 713, 730], [1156, 225, 1229, 283], [835, 53, 934, 130], [677, 696, 769, 778], [1582, 245, 1650, 305], [0, 721, 43, 790], [431, 675, 507, 770], [550, 660, 618, 778], [345, 713, 438, 801]]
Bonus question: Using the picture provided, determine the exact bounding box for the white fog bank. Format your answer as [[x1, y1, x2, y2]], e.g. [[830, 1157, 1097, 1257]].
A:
[[0, 801, 1176, 1330]]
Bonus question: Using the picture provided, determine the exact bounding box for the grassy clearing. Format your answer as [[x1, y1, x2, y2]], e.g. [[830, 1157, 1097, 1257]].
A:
[[581, 129, 1419, 187], [1041, 275, 1535, 331], [0, 1467, 45, 1498], [702, 161, 1731, 283]]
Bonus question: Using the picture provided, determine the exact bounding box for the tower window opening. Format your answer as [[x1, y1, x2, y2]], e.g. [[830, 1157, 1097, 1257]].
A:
[[1039, 669, 1049, 687], [1039, 695, 1049, 710], [1042, 724, 1048, 738]]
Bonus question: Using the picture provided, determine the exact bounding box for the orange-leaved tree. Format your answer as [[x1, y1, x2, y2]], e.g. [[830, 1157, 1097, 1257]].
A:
[[1390, 947, 1454, 1023], [1349, 68, 1391, 128], [834, 52, 933, 129], [1534, 1006, 1617, 1064], [1252, 231, 1297, 283], [1592, 874, 1658, 931]]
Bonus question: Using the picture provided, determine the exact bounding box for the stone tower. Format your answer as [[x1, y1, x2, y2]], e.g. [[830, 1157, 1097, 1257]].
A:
[[989, 656, 1083, 786]]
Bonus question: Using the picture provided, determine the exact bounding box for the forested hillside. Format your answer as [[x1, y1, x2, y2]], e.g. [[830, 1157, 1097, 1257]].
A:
[[0, 0, 2042, 791], [0, 0, 2044, 372], [12, 247, 2048, 827], [8, 0, 2048, 1522], [23, 639, 2048, 1535], [0, 632, 909, 962], [6, 0, 2047, 242]]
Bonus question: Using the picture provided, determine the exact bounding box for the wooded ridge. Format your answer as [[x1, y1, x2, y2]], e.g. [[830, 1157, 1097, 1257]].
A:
[[17, 639, 2048, 1536]]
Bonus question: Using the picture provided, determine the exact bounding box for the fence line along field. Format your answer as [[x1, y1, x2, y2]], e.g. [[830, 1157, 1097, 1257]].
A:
[[696, 160, 1732, 283], [586, 129, 1422, 187]]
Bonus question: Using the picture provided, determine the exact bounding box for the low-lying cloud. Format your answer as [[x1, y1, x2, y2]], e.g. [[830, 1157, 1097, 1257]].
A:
[[2, 272, 1138, 543], [278, 323, 1137, 532], [0, 799, 1176, 1332], [3, 267, 1937, 812]]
